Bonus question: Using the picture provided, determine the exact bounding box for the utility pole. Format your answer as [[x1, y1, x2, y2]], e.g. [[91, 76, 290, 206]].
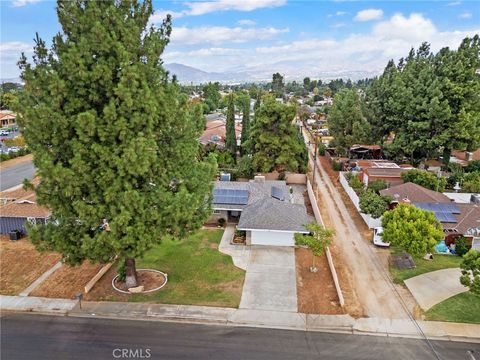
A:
[[312, 137, 318, 189]]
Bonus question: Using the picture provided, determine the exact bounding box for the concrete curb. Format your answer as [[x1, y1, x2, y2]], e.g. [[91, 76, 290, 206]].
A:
[[2, 296, 479, 343]]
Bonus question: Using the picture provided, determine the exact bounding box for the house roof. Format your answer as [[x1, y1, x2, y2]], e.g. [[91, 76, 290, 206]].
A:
[[0, 110, 16, 121], [365, 167, 407, 178], [199, 120, 242, 147], [214, 180, 313, 232], [380, 182, 452, 203], [237, 197, 313, 232], [440, 203, 480, 235], [0, 184, 50, 218]]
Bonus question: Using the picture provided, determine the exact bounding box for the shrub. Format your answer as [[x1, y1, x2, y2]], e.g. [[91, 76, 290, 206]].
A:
[[455, 237, 471, 257], [348, 174, 364, 193], [359, 190, 390, 218], [218, 218, 226, 227], [466, 160, 480, 173], [368, 179, 388, 193], [317, 143, 326, 156], [462, 171, 480, 193], [278, 171, 286, 180], [332, 160, 342, 171]]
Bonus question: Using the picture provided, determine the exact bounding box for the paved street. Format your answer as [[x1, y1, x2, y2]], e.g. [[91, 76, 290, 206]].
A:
[[0, 158, 35, 191], [2, 313, 479, 360]]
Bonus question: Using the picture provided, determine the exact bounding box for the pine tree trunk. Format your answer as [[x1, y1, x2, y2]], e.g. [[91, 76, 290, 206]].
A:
[[125, 257, 138, 288], [310, 253, 318, 273]]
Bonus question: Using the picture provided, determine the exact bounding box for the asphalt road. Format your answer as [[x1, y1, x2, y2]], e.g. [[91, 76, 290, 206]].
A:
[[0, 159, 35, 191], [1, 314, 479, 360]]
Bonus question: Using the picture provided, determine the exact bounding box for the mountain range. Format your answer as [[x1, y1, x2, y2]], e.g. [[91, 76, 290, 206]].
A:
[[164, 63, 381, 84]]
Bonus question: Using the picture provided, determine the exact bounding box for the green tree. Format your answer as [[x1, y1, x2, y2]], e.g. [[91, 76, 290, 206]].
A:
[[202, 82, 221, 112], [367, 179, 389, 193], [401, 169, 447, 192], [1, 92, 18, 110], [225, 93, 237, 156], [466, 160, 480, 173], [295, 222, 335, 272], [16, 1, 216, 288], [359, 190, 390, 219], [240, 97, 250, 153], [462, 171, 480, 192], [381, 204, 444, 256], [328, 88, 371, 155], [460, 249, 480, 295], [253, 91, 261, 121], [272, 72, 284, 97], [245, 96, 307, 173]]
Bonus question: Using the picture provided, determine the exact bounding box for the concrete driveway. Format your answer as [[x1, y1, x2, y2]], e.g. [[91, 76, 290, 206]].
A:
[[239, 246, 297, 312], [404, 268, 468, 310]]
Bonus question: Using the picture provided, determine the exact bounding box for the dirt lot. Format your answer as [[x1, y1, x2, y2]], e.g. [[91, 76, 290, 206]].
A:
[[30, 260, 104, 299], [0, 154, 33, 170], [295, 248, 344, 314], [0, 235, 61, 295]]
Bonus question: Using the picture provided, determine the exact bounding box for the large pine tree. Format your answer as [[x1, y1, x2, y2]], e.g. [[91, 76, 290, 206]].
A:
[[240, 97, 250, 153], [16, 0, 216, 288]]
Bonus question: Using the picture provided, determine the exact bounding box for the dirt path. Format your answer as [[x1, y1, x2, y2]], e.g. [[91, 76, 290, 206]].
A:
[[303, 131, 411, 319]]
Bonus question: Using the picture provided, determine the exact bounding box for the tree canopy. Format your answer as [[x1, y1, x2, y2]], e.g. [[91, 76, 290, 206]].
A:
[[401, 169, 447, 192], [245, 96, 307, 173], [359, 190, 390, 219], [381, 204, 444, 256], [295, 223, 334, 272], [225, 93, 237, 156], [16, 0, 216, 287], [460, 249, 480, 296]]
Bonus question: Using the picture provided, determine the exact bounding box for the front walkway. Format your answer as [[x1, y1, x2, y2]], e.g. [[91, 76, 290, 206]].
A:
[[404, 268, 468, 310]]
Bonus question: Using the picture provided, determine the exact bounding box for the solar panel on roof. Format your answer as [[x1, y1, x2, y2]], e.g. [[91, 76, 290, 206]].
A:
[[414, 202, 460, 214], [435, 212, 457, 223], [213, 189, 249, 205], [271, 186, 285, 201]]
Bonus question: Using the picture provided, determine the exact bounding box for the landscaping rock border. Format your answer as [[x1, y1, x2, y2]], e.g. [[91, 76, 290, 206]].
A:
[[112, 269, 168, 294]]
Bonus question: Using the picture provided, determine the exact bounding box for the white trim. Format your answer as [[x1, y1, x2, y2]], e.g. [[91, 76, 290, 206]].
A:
[[213, 207, 244, 211]]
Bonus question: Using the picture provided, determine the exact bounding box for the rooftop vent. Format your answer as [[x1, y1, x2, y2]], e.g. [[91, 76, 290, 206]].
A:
[[471, 194, 480, 205], [219, 173, 231, 182], [254, 175, 265, 183]]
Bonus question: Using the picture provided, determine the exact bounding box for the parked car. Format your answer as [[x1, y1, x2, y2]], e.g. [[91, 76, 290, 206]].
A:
[[0, 130, 9, 136], [8, 147, 20, 153], [373, 227, 390, 247]]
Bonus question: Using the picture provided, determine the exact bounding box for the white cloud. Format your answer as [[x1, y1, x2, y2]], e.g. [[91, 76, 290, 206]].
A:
[[152, 0, 286, 20], [170, 26, 289, 45], [336, 11, 347, 16], [459, 12, 472, 19], [332, 23, 346, 29], [238, 19, 256, 26], [11, 0, 40, 7], [447, 1, 461, 6], [0, 42, 32, 78], [354, 8, 384, 22]]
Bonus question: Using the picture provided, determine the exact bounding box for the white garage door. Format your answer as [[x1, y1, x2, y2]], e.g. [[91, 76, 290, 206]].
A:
[[251, 230, 295, 246]]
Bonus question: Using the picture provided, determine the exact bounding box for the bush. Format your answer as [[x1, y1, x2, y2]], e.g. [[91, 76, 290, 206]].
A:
[[218, 218, 226, 227], [466, 160, 480, 173], [0, 147, 30, 162], [317, 143, 326, 156], [278, 171, 286, 180], [455, 237, 471, 257], [462, 171, 480, 193], [368, 179, 388, 193], [332, 160, 342, 171], [348, 174, 364, 193], [236, 156, 254, 178], [359, 190, 390, 218]]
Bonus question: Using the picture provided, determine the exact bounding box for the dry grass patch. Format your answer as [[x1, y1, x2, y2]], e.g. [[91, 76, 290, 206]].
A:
[[0, 235, 60, 295]]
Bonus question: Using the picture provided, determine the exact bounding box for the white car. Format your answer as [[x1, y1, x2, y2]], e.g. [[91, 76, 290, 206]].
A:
[[0, 130, 9, 136], [373, 227, 390, 247]]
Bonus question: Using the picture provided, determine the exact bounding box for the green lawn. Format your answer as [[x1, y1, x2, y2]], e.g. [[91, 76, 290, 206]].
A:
[[426, 292, 480, 324], [389, 249, 462, 284], [128, 229, 245, 307]]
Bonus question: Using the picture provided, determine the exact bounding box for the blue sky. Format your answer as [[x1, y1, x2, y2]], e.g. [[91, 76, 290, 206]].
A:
[[1, 0, 479, 79]]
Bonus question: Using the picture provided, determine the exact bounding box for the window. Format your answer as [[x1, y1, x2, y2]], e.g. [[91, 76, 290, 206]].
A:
[[213, 210, 221, 214], [27, 217, 37, 225]]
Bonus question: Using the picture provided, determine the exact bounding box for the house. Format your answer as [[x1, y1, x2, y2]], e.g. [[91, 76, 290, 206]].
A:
[[349, 144, 382, 160], [210, 176, 313, 246], [0, 110, 16, 128], [357, 161, 413, 187], [0, 187, 50, 234], [199, 120, 242, 149], [380, 182, 480, 243], [452, 148, 480, 163]]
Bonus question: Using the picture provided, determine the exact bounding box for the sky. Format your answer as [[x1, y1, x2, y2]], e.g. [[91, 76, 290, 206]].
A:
[[1, 0, 479, 80]]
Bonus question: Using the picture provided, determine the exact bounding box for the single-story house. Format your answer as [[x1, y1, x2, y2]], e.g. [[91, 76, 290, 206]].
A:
[[349, 144, 382, 160], [0, 110, 16, 128], [380, 182, 480, 243], [199, 119, 242, 149], [209, 176, 313, 246], [0, 188, 50, 234]]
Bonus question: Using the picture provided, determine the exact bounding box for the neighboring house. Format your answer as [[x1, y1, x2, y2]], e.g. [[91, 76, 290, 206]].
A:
[[199, 120, 242, 149], [380, 182, 480, 244], [349, 145, 382, 160], [0, 110, 16, 128], [357, 161, 413, 187], [210, 176, 313, 246], [0, 188, 50, 234], [452, 148, 480, 163]]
